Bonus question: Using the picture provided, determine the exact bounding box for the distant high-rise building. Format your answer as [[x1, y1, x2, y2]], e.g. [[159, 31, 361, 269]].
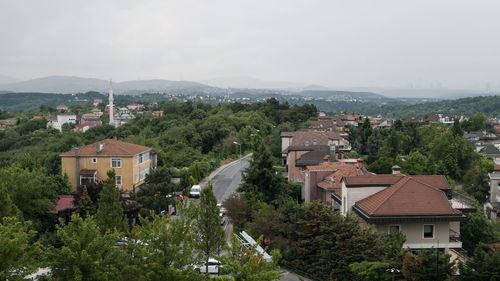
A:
[[108, 80, 115, 127]]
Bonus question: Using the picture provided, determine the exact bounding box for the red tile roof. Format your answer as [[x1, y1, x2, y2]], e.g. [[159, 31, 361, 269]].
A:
[[412, 175, 450, 190], [60, 139, 151, 157], [52, 195, 75, 213], [344, 174, 405, 186], [495, 165, 500, 171], [355, 177, 460, 216], [281, 131, 341, 147]]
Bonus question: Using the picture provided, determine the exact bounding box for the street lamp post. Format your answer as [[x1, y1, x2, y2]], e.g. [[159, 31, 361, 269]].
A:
[[233, 141, 241, 159]]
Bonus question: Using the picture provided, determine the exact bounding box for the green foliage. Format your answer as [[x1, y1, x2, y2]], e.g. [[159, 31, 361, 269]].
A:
[[129, 206, 201, 280], [221, 235, 283, 281], [349, 261, 391, 281], [0, 217, 42, 280], [74, 186, 96, 219], [402, 249, 455, 281], [48, 214, 123, 280], [195, 185, 225, 275], [0, 183, 21, 219], [459, 243, 500, 281], [460, 211, 500, 255], [283, 201, 387, 281], [96, 170, 126, 234], [132, 166, 177, 216], [0, 162, 70, 230], [238, 144, 285, 205], [367, 156, 395, 174], [247, 203, 291, 251], [469, 112, 487, 131], [452, 119, 464, 137], [366, 129, 383, 156], [463, 158, 494, 203], [400, 151, 426, 175], [223, 194, 251, 232]]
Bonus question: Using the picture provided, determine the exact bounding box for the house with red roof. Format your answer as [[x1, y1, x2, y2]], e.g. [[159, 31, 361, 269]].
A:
[[303, 158, 370, 204], [60, 139, 157, 192], [56, 104, 69, 111], [337, 167, 470, 250]]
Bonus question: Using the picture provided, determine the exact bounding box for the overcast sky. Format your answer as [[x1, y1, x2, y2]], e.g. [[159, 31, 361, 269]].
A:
[[1, 0, 499, 89]]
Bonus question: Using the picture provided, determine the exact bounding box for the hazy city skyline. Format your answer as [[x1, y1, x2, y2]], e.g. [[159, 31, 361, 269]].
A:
[[1, 1, 500, 91]]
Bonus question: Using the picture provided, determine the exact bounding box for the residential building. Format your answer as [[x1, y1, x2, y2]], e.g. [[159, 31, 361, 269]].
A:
[[93, 98, 103, 106], [47, 114, 78, 131], [127, 103, 145, 112], [487, 165, 500, 220], [303, 158, 369, 204], [60, 139, 157, 192], [153, 110, 164, 117], [114, 107, 135, 126], [92, 108, 103, 117], [81, 113, 102, 125], [56, 104, 69, 111], [425, 114, 454, 125], [336, 170, 468, 250]]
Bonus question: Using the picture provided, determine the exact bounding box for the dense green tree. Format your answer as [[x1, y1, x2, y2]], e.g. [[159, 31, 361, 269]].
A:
[[129, 206, 201, 280], [361, 117, 373, 152], [469, 112, 487, 131], [284, 202, 387, 281], [452, 119, 464, 137], [401, 151, 426, 175], [402, 249, 455, 281], [459, 243, 500, 281], [460, 211, 499, 255], [247, 203, 291, 251], [48, 214, 124, 280], [0, 217, 42, 280], [0, 163, 70, 230], [366, 128, 383, 155], [223, 194, 251, 232], [0, 183, 20, 219], [221, 235, 283, 281], [96, 170, 126, 234], [74, 186, 96, 219], [428, 131, 474, 180], [238, 144, 283, 204], [195, 185, 225, 276], [367, 156, 395, 174], [349, 261, 391, 281], [463, 158, 494, 203], [132, 166, 177, 216]]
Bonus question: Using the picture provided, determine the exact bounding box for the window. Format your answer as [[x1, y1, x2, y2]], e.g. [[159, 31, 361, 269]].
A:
[[388, 225, 400, 235], [139, 167, 150, 181], [91, 158, 97, 163], [116, 175, 122, 189], [111, 158, 121, 168], [138, 152, 150, 164], [423, 224, 434, 238]]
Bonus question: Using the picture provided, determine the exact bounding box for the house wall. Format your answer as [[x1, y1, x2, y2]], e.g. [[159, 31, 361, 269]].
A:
[[489, 172, 500, 203], [281, 137, 292, 152], [341, 181, 387, 216], [374, 221, 454, 248], [303, 170, 331, 202], [287, 150, 309, 182], [62, 152, 151, 192]]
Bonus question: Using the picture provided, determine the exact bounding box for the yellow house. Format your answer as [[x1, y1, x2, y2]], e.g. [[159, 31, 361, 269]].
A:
[[60, 139, 157, 192]]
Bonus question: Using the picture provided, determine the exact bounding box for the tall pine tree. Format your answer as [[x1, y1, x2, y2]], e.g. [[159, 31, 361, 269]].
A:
[[0, 183, 20, 219], [195, 184, 225, 276], [96, 170, 126, 233], [238, 144, 282, 204]]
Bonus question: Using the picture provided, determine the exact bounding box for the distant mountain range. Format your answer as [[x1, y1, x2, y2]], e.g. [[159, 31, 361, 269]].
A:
[[0, 76, 209, 94]]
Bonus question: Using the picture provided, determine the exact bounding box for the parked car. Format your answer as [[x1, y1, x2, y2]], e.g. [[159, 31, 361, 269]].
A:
[[195, 258, 221, 274], [217, 203, 227, 216], [220, 216, 226, 225], [189, 185, 201, 198]]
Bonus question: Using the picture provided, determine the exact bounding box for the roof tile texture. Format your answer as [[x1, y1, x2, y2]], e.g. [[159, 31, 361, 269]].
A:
[[60, 139, 151, 157]]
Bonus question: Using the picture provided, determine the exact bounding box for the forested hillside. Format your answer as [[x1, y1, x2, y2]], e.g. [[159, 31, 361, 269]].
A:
[[360, 95, 500, 118]]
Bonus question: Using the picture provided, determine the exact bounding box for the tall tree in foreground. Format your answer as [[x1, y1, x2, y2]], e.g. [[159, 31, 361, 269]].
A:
[[195, 184, 225, 276], [459, 243, 500, 281], [0, 217, 42, 280], [221, 235, 283, 281], [0, 183, 20, 219], [402, 249, 455, 281], [238, 144, 282, 204], [48, 214, 123, 280], [96, 170, 126, 233], [130, 204, 201, 280]]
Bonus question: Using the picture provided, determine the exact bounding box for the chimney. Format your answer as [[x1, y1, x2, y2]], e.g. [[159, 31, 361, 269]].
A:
[[357, 159, 364, 170], [392, 165, 401, 175], [74, 147, 80, 190]]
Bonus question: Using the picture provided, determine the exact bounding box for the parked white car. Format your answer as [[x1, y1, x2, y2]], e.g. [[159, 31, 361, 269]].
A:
[[195, 258, 221, 274], [189, 185, 201, 198]]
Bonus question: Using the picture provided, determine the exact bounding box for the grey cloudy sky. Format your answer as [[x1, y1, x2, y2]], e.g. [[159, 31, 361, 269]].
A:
[[1, 0, 499, 89]]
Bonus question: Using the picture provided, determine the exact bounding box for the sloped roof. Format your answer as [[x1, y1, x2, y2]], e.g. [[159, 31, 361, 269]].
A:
[[481, 144, 500, 155], [344, 174, 405, 187], [294, 146, 330, 166], [281, 131, 341, 147], [412, 175, 450, 190], [60, 139, 151, 157], [52, 195, 75, 213], [355, 177, 461, 216]]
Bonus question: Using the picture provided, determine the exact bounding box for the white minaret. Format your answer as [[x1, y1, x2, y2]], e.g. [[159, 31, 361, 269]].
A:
[[108, 79, 115, 127]]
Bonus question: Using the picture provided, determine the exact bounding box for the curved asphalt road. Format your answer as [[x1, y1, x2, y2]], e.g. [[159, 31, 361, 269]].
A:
[[211, 157, 250, 203]]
